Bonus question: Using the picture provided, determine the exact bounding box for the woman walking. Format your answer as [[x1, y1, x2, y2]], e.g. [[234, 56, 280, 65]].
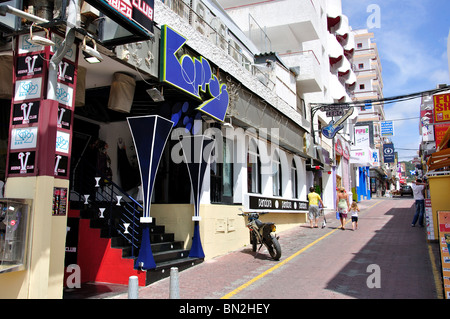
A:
[[336, 187, 350, 230]]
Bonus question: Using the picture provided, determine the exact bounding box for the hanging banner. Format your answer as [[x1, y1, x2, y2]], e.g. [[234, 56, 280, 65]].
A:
[[383, 143, 395, 163], [381, 121, 394, 137], [438, 211, 450, 299]]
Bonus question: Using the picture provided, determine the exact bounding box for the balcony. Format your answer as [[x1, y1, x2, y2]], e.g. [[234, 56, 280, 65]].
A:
[[279, 50, 322, 93], [222, 0, 320, 53]]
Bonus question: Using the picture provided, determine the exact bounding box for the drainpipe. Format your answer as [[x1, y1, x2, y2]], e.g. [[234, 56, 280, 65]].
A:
[[47, 0, 79, 100]]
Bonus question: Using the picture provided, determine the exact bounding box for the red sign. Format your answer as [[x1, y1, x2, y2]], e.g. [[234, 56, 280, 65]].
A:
[[335, 139, 343, 156], [435, 123, 450, 146], [343, 145, 350, 160], [433, 93, 450, 122]]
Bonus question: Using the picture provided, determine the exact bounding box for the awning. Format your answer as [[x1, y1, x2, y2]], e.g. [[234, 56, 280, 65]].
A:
[[350, 146, 372, 167]]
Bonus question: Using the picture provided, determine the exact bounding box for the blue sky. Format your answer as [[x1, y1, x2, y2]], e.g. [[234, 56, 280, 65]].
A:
[[341, 0, 450, 161]]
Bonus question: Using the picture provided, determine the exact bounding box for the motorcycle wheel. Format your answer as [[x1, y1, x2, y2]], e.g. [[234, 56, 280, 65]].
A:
[[251, 231, 257, 252], [265, 235, 281, 260]]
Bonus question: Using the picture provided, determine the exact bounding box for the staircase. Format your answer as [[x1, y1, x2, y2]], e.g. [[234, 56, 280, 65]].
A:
[[71, 176, 203, 286]]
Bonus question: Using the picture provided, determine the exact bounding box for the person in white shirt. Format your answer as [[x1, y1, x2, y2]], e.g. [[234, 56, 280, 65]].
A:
[[411, 179, 427, 227]]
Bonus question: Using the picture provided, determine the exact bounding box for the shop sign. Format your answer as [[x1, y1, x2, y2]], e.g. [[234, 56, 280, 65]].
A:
[[335, 138, 343, 156], [16, 54, 44, 77], [8, 151, 36, 175], [435, 123, 450, 146], [350, 148, 371, 166], [160, 25, 230, 122], [343, 145, 350, 160], [54, 155, 69, 177], [246, 194, 308, 212], [354, 125, 370, 147], [425, 199, 434, 241], [84, 0, 154, 35], [14, 77, 43, 101], [371, 149, 380, 167], [7, 30, 77, 179], [52, 187, 68, 216], [12, 101, 40, 125], [381, 121, 394, 137], [433, 93, 450, 122], [10, 127, 38, 150], [438, 211, 450, 299], [383, 143, 395, 163]]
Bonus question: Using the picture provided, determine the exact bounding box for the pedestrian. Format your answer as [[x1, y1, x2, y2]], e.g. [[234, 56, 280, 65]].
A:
[[308, 186, 324, 229], [336, 187, 350, 230], [411, 179, 427, 227], [350, 201, 360, 230]]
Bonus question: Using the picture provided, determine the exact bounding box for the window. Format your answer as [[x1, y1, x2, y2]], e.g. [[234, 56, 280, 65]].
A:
[[0, 199, 31, 274], [359, 84, 365, 90], [211, 137, 234, 204], [291, 159, 298, 199], [357, 42, 363, 49], [272, 151, 282, 196], [247, 139, 261, 194], [358, 63, 364, 69]]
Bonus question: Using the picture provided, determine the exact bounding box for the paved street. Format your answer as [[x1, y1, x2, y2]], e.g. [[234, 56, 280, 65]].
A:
[[108, 197, 443, 300]]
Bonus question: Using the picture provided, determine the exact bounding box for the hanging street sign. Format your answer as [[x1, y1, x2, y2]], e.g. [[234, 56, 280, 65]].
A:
[[381, 120, 394, 137]]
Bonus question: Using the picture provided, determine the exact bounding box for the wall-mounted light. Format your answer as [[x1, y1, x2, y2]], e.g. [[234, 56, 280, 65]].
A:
[[29, 23, 55, 46], [146, 87, 164, 102], [82, 36, 102, 64]]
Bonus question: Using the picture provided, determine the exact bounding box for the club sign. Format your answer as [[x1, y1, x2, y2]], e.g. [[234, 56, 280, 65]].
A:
[[246, 194, 308, 212], [160, 25, 230, 122]]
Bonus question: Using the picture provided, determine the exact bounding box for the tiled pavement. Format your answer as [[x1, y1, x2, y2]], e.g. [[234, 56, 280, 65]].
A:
[[97, 197, 443, 300]]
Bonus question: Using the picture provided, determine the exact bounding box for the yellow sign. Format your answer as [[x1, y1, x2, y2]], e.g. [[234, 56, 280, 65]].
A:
[[433, 93, 450, 122], [438, 211, 450, 299]]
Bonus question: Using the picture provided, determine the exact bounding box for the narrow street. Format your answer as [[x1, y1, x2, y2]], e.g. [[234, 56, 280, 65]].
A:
[[110, 197, 442, 300]]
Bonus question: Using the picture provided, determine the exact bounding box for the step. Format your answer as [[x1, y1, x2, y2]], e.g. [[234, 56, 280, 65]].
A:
[[153, 249, 191, 263], [151, 241, 184, 253], [146, 257, 204, 285], [150, 232, 175, 243]]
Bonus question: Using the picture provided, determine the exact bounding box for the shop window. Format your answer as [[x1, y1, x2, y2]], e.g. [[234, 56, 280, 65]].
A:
[[0, 199, 31, 274], [210, 137, 234, 204], [247, 139, 261, 194], [291, 159, 298, 199], [272, 151, 282, 197]]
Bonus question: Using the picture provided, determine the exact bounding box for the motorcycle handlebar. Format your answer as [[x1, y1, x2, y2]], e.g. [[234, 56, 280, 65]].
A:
[[238, 211, 269, 216]]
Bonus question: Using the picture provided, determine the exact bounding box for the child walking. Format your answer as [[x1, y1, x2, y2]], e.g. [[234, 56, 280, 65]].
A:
[[350, 202, 360, 231]]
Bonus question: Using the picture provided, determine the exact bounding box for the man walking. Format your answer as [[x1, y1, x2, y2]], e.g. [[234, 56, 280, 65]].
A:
[[411, 179, 427, 227], [308, 186, 324, 229]]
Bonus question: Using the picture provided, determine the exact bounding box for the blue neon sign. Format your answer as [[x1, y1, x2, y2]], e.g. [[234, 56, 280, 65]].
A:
[[160, 25, 229, 122]]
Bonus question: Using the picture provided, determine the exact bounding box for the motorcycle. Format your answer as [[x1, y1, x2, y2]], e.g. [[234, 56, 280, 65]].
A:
[[238, 211, 281, 260]]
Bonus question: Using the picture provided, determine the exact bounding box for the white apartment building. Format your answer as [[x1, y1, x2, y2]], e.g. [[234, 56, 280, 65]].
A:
[[218, 0, 358, 206], [351, 28, 392, 198]]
